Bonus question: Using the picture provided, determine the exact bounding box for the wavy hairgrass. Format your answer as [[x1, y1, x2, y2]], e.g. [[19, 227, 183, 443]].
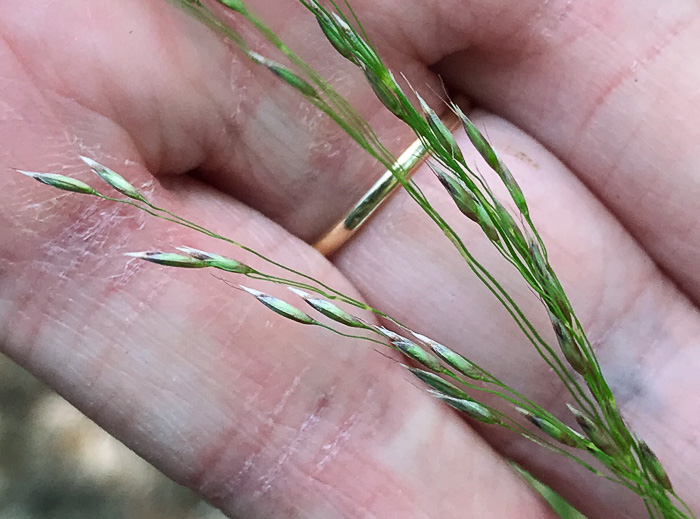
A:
[[17, 1, 693, 517]]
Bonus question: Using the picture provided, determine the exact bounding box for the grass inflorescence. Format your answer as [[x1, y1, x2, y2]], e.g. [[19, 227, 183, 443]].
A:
[[17, 1, 694, 518]]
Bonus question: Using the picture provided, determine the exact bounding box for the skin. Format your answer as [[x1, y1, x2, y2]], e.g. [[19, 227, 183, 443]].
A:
[[1, 0, 699, 517]]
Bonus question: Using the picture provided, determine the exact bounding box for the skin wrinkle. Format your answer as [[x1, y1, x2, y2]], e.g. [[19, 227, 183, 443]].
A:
[[193, 371, 313, 500], [192, 373, 377, 517], [253, 393, 328, 500]]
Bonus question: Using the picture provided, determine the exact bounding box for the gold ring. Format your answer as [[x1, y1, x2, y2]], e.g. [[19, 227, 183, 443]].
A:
[[313, 112, 460, 256]]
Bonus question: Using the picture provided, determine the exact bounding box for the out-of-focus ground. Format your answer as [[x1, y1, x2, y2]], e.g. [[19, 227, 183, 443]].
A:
[[0, 354, 226, 519]]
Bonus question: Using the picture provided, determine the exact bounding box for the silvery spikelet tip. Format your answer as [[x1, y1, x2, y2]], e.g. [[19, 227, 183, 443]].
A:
[[124, 252, 151, 259], [566, 403, 580, 416], [239, 285, 264, 297], [78, 155, 101, 170], [15, 169, 40, 179], [287, 286, 312, 299], [415, 92, 432, 115]]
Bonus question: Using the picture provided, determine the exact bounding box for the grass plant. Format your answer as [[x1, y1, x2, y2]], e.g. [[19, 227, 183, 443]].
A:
[[16, 1, 695, 517]]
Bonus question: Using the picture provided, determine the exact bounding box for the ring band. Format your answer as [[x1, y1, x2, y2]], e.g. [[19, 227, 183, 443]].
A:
[[313, 112, 460, 256]]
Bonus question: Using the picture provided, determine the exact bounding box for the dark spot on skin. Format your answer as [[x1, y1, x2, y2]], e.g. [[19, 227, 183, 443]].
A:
[[314, 394, 330, 415], [513, 151, 540, 169]]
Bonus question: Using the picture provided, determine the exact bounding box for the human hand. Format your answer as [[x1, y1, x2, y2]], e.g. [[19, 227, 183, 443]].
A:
[[2, 1, 699, 517]]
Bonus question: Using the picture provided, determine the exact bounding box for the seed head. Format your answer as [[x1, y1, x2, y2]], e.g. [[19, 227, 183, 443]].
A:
[[436, 394, 501, 425], [454, 105, 499, 171], [412, 333, 484, 380], [308, 3, 356, 62], [417, 94, 464, 164], [430, 164, 478, 221], [248, 52, 319, 100], [240, 286, 317, 325], [453, 105, 528, 215], [429, 164, 500, 242], [80, 156, 146, 201], [125, 251, 207, 268], [176, 246, 252, 274], [287, 287, 365, 328], [551, 316, 588, 376], [330, 12, 377, 66], [567, 404, 617, 455], [639, 441, 673, 491], [516, 407, 583, 448], [16, 170, 99, 196], [409, 368, 469, 400], [362, 66, 406, 119], [392, 338, 444, 372]]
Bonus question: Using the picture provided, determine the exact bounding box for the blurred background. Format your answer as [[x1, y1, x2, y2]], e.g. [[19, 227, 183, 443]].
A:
[[0, 354, 225, 519]]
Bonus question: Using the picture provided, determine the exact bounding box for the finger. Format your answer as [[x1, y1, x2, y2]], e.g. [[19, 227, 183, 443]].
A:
[[0, 25, 555, 519], [334, 111, 700, 518], [11, 0, 698, 308], [427, 0, 700, 304], [1, 176, 556, 518], [1, 0, 440, 242]]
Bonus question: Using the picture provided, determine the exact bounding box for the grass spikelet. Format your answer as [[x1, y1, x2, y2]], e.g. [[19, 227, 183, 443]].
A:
[[430, 163, 479, 221], [361, 65, 406, 119], [551, 316, 588, 376], [567, 404, 617, 456], [453, 103, 499, 171], [429, 163, 500, 241], [307, 2, 356, 62], [287, 287, 366, 328], [408, 368, 469, 400], [247, 51, 319, 99], [176, 246, 253, 273], [417, 94, 464, 163], [240, 286, 317, 324], [80, 156, 146, 202], [391, 338, 444, 372], [435, 394, 501, 425], [639, 441, 674, 491], [328, 11, 376, 67], [412, 333, 485, 380], [452, 103, 528, 215], [516, 407, 584, 448], [15, 170, 98, 195], [125, 251, 207, 268]]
